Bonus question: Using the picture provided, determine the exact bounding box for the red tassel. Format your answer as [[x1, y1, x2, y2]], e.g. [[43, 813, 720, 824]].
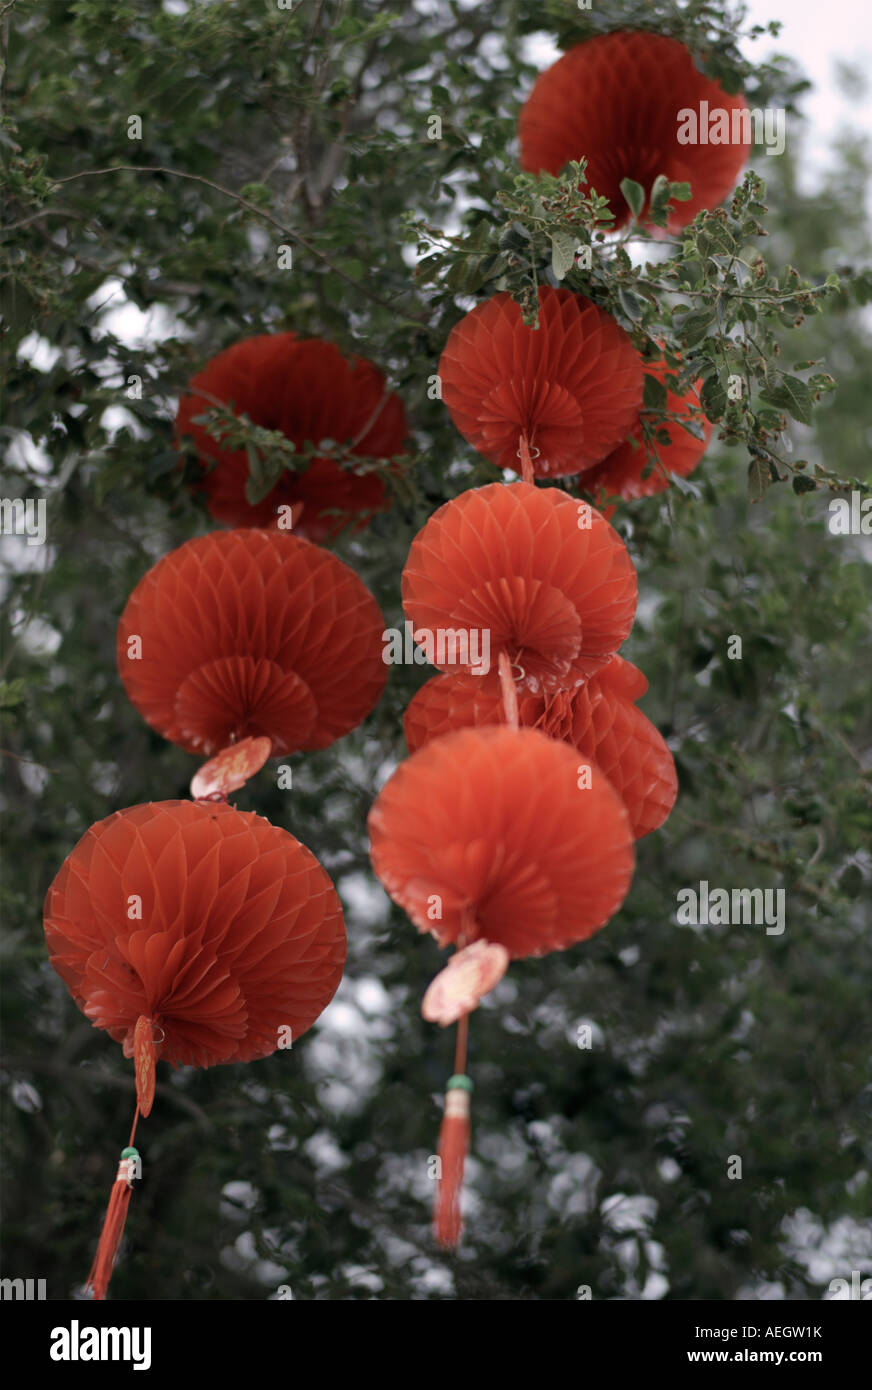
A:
[[86, 1147, 140, 1300], [434, 1077, 472, 1249]]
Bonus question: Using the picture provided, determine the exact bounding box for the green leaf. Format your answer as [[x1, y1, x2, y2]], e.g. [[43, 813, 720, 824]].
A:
[[0, 678, 27, 712], [239, 182, 272, 207], [700, 376, 727, 421], [550, 231, 577, 281], [748, 455, 771, 502], [675, 308, 716, 346], [619, 178, 645, 221], [760, 374, 814, 425], [498, 221, 532, 253], [617, 287, 645, 321], [642, 373, 668, 411]]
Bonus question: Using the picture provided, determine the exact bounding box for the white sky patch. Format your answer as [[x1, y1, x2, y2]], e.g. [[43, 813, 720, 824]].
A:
[[4, 431, 53, 475], [98, 404, 149, 441], [782, 1207, 872, 1290], [743, 0, 872, 200], [17, 333, 63, 373], [87, 277, 194, 349], [338, 871, 391, 928], [304, 981, 393, 1115], [15, 614, 62, 658], [304, 1129, 350, 1174], [602, 1191, 658, 1234]]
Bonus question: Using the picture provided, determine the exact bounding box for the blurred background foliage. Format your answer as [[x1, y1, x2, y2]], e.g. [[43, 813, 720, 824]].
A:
[[1, 0, 870, 1300]]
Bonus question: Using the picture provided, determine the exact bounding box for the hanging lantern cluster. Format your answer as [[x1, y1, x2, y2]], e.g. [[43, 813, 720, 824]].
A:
[[370, 296, 680, 1248], [511, 26, 751, 500], [44, 330, 399, 1297], [41, 17, 748, 1289], [366, 23, 749, 1233]]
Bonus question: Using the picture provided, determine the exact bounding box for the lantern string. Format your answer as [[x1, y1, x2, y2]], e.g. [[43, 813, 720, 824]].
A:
[[453, 1013, 469, 1076], [517, 432, 538, 484], [497, 649, 520, 730]]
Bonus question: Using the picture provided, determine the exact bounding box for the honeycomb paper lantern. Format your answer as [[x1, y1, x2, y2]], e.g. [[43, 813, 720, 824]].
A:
[[368, 724, 635, 959], [401, 481, 638, 692], [44, 799, 346, 1296], [519, 31, 751, 231], [117, 528, 387, 758], [176, 332, 407, 542], [404, 654, 677, 840], [438, 286, 642, 478], [581, 356, 712, 500], [371, 683, 637, 1252]]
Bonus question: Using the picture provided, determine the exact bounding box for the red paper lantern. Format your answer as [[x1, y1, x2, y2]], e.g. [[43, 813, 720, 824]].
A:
[[370, 722, 635, 1247], [582, 357, 712, 500], [44, 799, 346, 1296], [369, 724, 634, 959], [117, 528, 387, 758], [438, 286, 642, 478], [404, 654, 677, 840], [176, 333, 407, 542], [402, 481, 637, 692], [519, 32, 751, 231]]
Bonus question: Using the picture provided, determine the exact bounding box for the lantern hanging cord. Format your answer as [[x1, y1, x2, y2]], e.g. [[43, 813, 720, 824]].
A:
[[453, 1013, 469, 1076], [498, 649, 520, 729], [517, 433, 539, 485]]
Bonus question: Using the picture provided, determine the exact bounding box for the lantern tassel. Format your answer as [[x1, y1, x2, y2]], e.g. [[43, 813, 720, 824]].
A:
[[86, 1142, 141, 1300], [434, 1008, 472, 1250], [434, 1075, 472, 1249], [87, 1031, 150, 1302]]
